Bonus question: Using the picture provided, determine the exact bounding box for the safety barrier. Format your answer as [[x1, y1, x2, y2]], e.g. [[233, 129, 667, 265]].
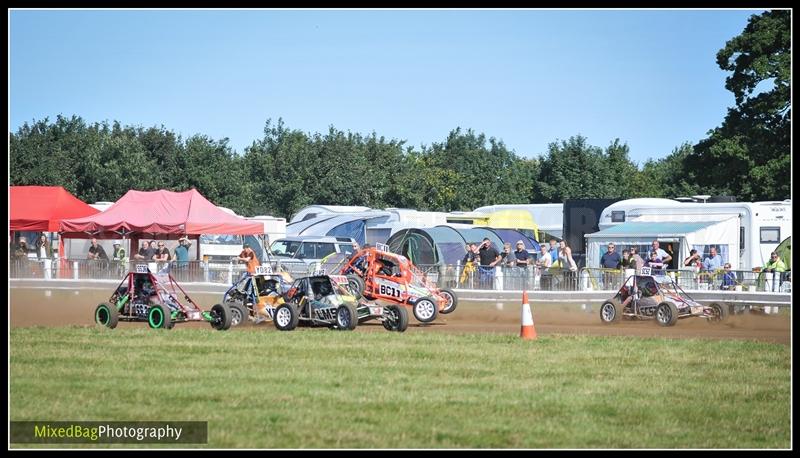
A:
[[8, 259, 792, 294]]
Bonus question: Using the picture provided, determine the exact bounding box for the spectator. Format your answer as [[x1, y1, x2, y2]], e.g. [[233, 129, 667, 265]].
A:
[[173, 236, 191, 269], [762, 251, 787, 294], [535, 244, 552, 290], [513, 241, 529, 268], [600, 243, 622, 290], [558, 240, 578, 290], [133, 241, 149, 260], [500, 242, 516, 267], [35, 234, 52, 260], [763, 251, 787, 273], [11, 237, 25, 260], [462, 243, 479, 265], [702, 246, 723, 272], [665, 243, 676, 269], [648, 240, 671, 266], [645, 251, 664, 271], [111, 241, 128, 275], [620, 249, 636, 270], [11, 237, 30, 276], [153, 241, 171, 272], [237, 244, 261, 274], [720, 263, 737, 290], [629, 247, 644, 272], [549, 239, 559, 266], [477, 238, 501, 289], [111, 241, 127, 261], [683, 249, 702, 271], [87, 238, 109, 261]]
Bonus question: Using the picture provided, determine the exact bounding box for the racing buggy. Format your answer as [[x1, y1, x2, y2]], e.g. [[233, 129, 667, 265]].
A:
[[273, 274, 408, 332], [94, 264, 232, 330], [599, 267, 728, 327], [338, 245, 457, 323], [221, 266, 294, 326]]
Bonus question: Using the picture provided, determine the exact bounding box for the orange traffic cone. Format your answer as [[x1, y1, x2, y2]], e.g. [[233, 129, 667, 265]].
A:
[[520, 290, 537, 340]]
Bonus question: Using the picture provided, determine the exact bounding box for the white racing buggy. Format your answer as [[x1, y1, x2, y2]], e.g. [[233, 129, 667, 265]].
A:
[[273, 273, 408, 332], [599, 267, 728, 327]]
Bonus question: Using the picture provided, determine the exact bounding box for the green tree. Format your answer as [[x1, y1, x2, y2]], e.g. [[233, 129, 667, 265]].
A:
[[689, 10, 790, 200]]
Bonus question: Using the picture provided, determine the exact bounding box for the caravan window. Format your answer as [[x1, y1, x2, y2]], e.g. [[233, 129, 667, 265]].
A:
[[611, 211, 625, 223], [760, 227, 780, 244]]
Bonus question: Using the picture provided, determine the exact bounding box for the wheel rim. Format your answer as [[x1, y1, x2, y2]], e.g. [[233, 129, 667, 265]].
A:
[[230, 307, 243, 326], [601, 303, 615, 322], [416, 300, 435, 320], [348, 279, 360, 293], [385, 308, 399, 329], [337, 308, 351, 328], [149, 308, 163, 328], [656, 305, 671, 324], [96, 306, 110, 325], [276, 307, 291, 327], [442, 292, 454, 311], [711, 305, 722, 321]]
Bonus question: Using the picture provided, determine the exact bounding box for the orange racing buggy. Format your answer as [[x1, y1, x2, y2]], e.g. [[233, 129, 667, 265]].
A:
[[339, 245, 457, 323]]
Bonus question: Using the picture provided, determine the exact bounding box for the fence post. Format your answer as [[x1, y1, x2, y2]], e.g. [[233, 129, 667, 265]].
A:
[[73, 261, 79, 280], [227, 262, 234, 285]]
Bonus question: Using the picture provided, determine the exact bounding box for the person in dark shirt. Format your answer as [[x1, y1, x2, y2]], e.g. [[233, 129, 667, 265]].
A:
[[87, 238, 109, 261], [477, 238, 501, 289], [513, 241, 529, 268], [600, 243, 622, 289]]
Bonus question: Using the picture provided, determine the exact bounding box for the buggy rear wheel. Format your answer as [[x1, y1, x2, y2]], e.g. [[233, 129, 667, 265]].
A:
[[708, 302, 728, 323], [148, 304, 172, 330], [599, 301, 622, 324], [335, 304, 358, 330], [382, 305, 408, 332], [413, 297, 438, 323], [274, 303, 299, 331], [227, 302, 248, 327], [655, 302, 679, 327], [439, 288, 458, 314], [209, 303, 232, 330], [346, 274, 365, 299], [94, 302, 118, 329]]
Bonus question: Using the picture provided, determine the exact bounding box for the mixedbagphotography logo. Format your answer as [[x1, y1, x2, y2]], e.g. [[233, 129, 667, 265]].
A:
[[10, 421, 208, 444]]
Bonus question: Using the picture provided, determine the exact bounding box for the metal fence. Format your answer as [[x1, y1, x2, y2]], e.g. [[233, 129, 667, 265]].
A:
[[8, 258, 792, 294]]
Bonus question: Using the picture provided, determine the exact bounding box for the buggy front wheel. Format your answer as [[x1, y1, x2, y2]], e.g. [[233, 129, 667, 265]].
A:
[[209, 303, 232, 330]]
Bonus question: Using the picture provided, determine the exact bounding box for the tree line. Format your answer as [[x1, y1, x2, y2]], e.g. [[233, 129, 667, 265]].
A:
[[9, 11, 789, 220]]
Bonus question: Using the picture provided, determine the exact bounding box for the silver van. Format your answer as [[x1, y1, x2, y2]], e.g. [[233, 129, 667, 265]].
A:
[[269, 236, 357, 275]]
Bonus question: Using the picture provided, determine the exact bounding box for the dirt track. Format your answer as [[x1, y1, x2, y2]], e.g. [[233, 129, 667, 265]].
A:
[[9, 288, 792, 345]]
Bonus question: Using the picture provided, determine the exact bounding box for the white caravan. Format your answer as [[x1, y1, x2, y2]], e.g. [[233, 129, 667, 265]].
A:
[[597, 198, 791, 271]]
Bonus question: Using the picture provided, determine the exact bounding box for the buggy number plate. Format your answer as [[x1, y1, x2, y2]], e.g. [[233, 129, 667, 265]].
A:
[[640, 267, 652, 275], [255, 265, 273, 275], [379, 284, 401, 298], [135, 264, 149, 273]]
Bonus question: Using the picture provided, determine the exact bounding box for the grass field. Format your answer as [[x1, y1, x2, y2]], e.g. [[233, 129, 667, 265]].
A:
[[10, 326, 791, 449]]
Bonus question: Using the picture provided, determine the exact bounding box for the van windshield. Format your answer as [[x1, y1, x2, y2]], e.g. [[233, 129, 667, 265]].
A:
[[270, 240, 301, 257]]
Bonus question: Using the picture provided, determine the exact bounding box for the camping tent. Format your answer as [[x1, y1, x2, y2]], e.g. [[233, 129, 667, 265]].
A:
[[775, 236, 791, 271], [387, 227, 468, 266], [60, 189, 264, 248], [10, 186, 99, 232], [585, 218, 741, 270]]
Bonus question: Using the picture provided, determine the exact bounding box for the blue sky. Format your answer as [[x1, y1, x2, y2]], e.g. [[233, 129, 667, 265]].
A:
[[10, 9, 762, 166]]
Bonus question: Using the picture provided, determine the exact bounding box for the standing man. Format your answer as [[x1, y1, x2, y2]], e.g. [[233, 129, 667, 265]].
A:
[[237, 244, 261, 274], [702, 246, 723, 272], [173, 236, 191, 269], [549, 239, 559, 266], [477, 238, 501, 289], [600, 243, 622, 289], [648, 240, 671, 266]]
